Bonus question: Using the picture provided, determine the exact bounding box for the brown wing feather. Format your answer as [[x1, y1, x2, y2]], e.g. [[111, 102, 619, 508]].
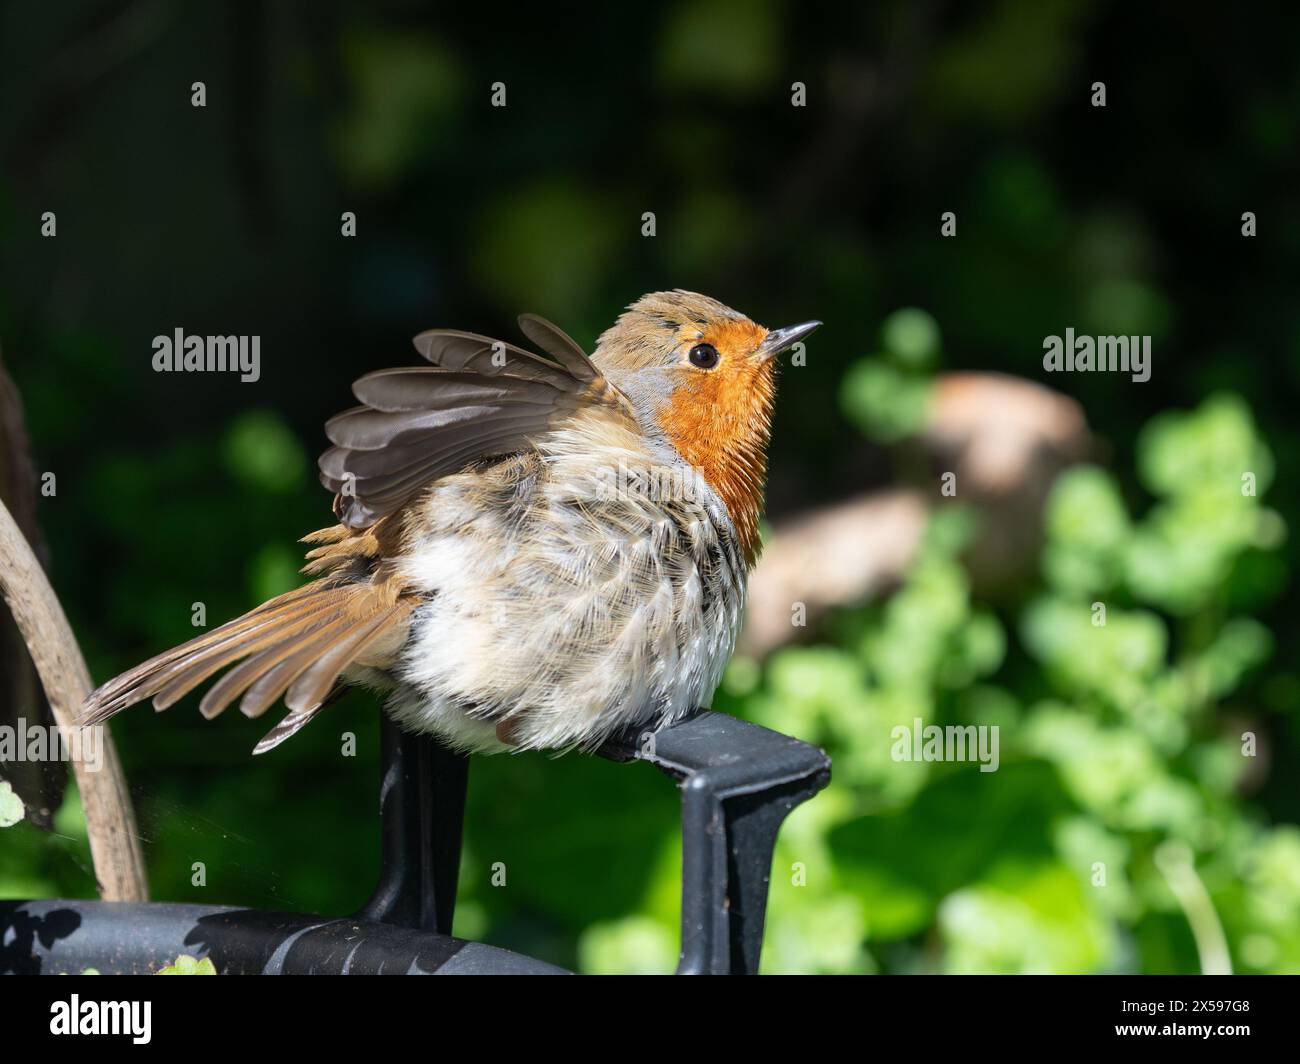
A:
[[83, 587, 350, 721], [253, 711, 320, 755], [194, 611, 354, 721], [516, 314, 595, 380], [252, 685, 349, 755], [284, 605, 413, 715], [80, 563, 415, 752], [321, 324, 633, 530]]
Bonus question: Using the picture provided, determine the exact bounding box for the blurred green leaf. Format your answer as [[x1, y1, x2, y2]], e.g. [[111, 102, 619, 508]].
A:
[[881, 308, 942, 370], [840, 359, 932, 442], [659, 0, 779, 96], [331, 29, 464, 190], [223, 411, 308, 495]]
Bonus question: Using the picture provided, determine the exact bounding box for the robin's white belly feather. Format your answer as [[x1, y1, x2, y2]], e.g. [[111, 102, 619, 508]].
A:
[[385, 440, 746, 753]]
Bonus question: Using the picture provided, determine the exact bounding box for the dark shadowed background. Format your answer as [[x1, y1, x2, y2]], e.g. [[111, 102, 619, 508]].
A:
[[1, 1, 1298, 973]]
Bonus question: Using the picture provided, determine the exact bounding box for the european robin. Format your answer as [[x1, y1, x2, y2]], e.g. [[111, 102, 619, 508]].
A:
[[80, 291, 819, 754]]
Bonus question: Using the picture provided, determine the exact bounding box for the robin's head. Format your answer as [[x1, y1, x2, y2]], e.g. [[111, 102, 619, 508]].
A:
[[592, 290, 819, 564]]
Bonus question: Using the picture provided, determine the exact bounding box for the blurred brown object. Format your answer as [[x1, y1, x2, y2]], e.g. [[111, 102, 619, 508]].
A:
[[739, 372, 1090, 657], [741, 488, 928, 659], [0, 350, 65, 828], [926, 372, 1090, 587]]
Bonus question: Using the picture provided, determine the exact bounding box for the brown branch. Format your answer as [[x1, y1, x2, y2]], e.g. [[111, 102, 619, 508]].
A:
[[0, 353, 65, 828], [0, 497, 148, 901]]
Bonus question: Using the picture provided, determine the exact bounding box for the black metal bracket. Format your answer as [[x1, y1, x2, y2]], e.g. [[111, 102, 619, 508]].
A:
[[355, 716, 469, 935], [599, 710, 832, 974], [354, 708, 831, 974]]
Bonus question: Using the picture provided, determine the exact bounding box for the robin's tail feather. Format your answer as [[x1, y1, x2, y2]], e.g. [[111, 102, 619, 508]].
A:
[[79, 578, 415, 753]]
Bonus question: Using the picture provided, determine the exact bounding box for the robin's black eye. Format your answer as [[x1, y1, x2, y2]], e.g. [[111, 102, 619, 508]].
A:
[[688, 343, 719, 369]]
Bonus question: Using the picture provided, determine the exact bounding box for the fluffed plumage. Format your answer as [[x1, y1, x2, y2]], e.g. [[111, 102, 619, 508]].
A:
[[80, 292, 818, 754]]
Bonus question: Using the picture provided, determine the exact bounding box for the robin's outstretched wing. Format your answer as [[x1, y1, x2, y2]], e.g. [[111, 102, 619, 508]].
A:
[[319, 316, 634, 529]]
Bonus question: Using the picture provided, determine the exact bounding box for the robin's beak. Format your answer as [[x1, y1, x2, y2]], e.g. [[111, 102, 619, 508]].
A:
[[755, 320, 822, 362]]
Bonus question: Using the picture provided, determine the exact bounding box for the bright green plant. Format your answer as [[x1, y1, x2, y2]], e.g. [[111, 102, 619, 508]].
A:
[[157, 954, 217, 975]]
